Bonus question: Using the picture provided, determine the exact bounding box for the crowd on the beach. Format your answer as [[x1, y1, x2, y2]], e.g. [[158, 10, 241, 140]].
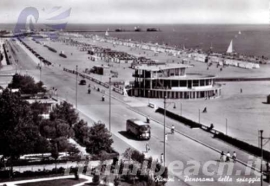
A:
[[83, 33, 266, 68]]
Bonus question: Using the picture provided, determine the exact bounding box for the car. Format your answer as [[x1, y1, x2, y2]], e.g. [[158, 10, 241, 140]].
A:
[[79, 79, 86, 85]]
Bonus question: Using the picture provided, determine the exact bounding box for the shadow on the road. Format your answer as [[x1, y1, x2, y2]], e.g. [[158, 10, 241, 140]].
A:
[[118, 131, 141, 141]]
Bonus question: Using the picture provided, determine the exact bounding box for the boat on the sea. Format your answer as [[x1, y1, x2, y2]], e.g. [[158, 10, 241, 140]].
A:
[[146, 28, 160, 32], [134, 27, 141, 32], [226, 40, 233, 53], [105, 30, 109, 36]]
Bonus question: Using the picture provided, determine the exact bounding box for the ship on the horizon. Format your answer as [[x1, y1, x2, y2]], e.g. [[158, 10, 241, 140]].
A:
[[134, 26, 141, 32], [146, 28, 160, 32]]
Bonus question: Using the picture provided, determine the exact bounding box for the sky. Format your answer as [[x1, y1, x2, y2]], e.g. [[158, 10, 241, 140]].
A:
[[0, 0, 269, 24]]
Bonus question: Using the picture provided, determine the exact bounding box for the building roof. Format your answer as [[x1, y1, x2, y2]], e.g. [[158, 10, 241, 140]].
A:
[[128, 119, 149, 126], [93, 65, 109, 68], [157, 73, 216, 80], [135, 63, 191, 71]]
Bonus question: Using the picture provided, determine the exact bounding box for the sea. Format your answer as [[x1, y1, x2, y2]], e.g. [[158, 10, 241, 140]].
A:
[[1, 24, 270, 58]]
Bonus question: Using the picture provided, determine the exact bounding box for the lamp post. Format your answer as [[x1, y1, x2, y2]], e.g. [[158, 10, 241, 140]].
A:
[[198, 109, 201, 123], [76, 65, 78, 109], [258, 130, 270, 186], [39, 63, 42, 82], [163, 95, 175, 166], [163, 96, 167, 167], [109, 77, 111, 133], [148, 90, 150, 104], [180, 102, 182, 116], [226, 118, 228, 135]]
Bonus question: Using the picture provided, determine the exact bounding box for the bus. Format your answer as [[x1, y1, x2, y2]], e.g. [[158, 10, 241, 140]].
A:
[[126, 119, 151, 140]]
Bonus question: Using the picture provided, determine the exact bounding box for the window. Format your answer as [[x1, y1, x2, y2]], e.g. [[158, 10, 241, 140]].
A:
[[172, 80, 178, 87], [200, 80, 205, 86], [193, 80, 199, 87], [180, 81, 187, 87]]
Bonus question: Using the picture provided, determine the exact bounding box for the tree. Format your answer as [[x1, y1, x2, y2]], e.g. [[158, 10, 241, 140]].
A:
[[40, 119, 72, 139], [0, 89, 49, 172], [50, 101, 78, 128], [8, 74, 46, 94], [73, 119, 90, 144], [51, 142, 59, 169], [34, 136, 51, 154], [31, 101, 48, 125], [114, 176, 120, 186], [85, 123, 113, 155]]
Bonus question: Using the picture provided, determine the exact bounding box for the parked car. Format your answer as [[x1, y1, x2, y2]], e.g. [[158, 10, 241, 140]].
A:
[[79, 79, 86, 85]]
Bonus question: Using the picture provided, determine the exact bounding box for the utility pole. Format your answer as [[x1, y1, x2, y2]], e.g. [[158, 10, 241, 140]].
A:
[[163, 96, 166, 167], [148, 90, 150, 104], [226, 118, 228, 135], [76, 65, 78, 109], [109, 77, 111, 133], [259, 130, 270, 186], [198, 109, 201, 123], [259, 130, 263, 186], [40, 63, 42, 82], [180, 102, 182, 116]]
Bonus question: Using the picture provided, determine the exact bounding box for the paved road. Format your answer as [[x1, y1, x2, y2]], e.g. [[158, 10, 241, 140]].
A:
[[2, 38, 266, 186]]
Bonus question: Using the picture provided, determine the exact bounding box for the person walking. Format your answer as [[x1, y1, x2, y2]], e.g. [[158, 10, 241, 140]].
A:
[[171, 125, 175, 134], [146, 143, 150, 153], [226, 151, 231, 162], [232, 151, 237, 162], [220, 151, 225, 162]]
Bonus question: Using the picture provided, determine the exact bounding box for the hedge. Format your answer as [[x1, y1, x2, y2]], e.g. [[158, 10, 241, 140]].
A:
[[156, 107, 201, 128]]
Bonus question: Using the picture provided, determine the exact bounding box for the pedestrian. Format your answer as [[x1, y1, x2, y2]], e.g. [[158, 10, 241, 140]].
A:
[[146, 116, 150, 123], [240, 88, 243, 93], [220, 151, 225, 162], [226, 151, 231, 162], [146, 143, 150, 153], [232, 151, 236, 162], [171, 125, 175, 134]]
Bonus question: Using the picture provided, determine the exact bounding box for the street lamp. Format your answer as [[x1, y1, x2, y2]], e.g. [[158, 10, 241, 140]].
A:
[[180, 102, 182, 116], [163, 96, 167, 167], [76, 65, 78, 109], [148, 90, 150, 104], [225, 118, 228, 135], [258, 130, 270, 186], [163, 96, 175, 166], [39, 63, 42, 82], [109, 77, 112, 133], [198, 109, 201, 123]]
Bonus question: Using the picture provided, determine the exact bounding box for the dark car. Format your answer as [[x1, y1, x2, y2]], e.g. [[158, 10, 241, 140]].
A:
[[79, 79, 86, 85]]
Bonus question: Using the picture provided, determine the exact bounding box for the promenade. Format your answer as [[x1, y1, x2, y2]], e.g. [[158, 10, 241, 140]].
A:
[[0, 36, 269, 185]]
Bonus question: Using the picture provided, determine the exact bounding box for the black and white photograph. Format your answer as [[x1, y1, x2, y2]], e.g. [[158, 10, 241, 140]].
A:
[[0, 0, 269, 185]]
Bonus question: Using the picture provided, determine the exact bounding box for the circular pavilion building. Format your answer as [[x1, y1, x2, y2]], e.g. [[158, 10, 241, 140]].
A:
[[127, 63, 221, 99]]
